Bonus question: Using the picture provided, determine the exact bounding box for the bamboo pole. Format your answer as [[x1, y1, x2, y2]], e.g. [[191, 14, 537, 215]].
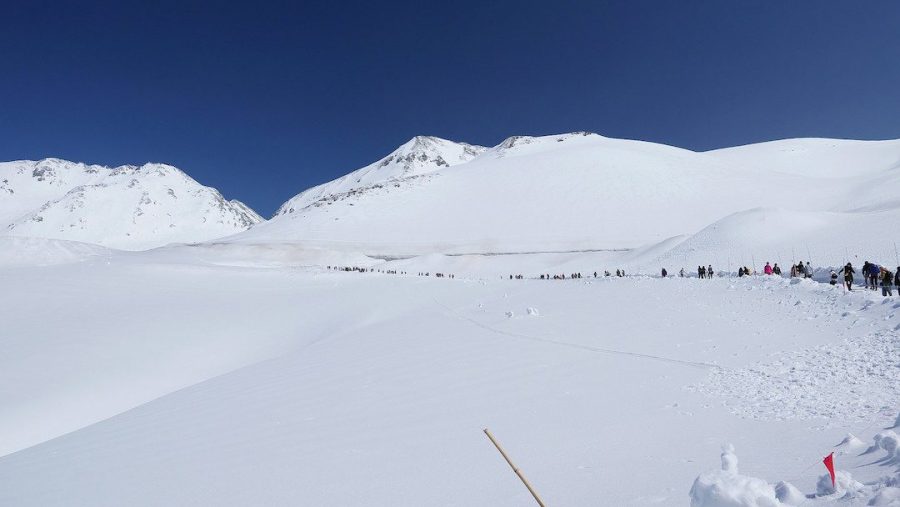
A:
[[483, 428, 547, 507]]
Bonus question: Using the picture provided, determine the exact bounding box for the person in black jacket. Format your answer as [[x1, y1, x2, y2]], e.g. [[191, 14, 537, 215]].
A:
[[843, 263, 855, 291], [881, 268, 894, 297], [661, 268, 668, 278]]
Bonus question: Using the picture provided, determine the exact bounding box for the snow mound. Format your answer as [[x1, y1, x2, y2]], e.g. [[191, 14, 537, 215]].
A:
[[689, 446, 784, 507], [773, 481, 805, 505], [836, 433, 867, 450], [875, 431, 900, 463], [815, 470, 863, 496]]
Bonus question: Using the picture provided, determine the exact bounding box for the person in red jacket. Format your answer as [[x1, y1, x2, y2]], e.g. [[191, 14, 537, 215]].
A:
[[763, 262, 773, 275]]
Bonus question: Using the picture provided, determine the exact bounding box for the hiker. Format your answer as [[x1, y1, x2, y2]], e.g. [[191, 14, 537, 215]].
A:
[[830, 270, 838, 285], [698, 266, 705, 279], [763, 262, 773, 275], [895, 267, 900, 288], [679, 268, 685, 277], [708, 265, 713, 278], [805, 262, 813, 279], [738, 267, 745, 277], [773, 263, 782, 275], [790, 264, 797, 278], [881, 268, 894, 297], [661, 268, 668, 277], [843, 263, 855, 291], [862, 261, 872, 288], [869, 263, 880, 290]]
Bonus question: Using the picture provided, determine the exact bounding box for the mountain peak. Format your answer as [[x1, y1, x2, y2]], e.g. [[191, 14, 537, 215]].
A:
[[274, 136, 488, 216], [375, 136, 486, 173], [1, 157, 262, 250]]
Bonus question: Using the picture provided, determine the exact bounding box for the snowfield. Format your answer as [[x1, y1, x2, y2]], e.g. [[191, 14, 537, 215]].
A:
[[0, 247, 897, 506], [2, 133, 899, 506]]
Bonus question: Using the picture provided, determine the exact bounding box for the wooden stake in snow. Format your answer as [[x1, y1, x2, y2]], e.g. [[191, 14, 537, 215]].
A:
[[483, 428, 547, 507]]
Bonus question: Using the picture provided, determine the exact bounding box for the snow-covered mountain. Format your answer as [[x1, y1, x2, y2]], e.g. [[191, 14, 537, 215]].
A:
[[1, 158, 263, 250], [232, 133, 900, 265], [274, 135, 486, 215]]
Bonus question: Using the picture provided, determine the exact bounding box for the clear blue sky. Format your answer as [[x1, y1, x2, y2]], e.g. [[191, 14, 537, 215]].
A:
[[2, 1, 899, 216]]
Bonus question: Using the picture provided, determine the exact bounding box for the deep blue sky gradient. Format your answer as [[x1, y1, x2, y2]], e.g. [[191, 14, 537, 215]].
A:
[[2, 1, 899, 215]]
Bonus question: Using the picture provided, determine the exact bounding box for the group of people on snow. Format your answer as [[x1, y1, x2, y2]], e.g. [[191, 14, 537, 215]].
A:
[[788, 261, 812, 278], [325, 265, 456, 279], [539, 272, 588, 280], [326, 259, 899, 297], [842, 261, 899, 295], [762, 262, 782, 276]]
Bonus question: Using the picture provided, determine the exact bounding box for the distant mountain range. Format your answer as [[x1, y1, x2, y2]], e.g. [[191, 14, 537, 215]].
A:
[[4, 133, 900, 264], [230, 133, 900, 265]]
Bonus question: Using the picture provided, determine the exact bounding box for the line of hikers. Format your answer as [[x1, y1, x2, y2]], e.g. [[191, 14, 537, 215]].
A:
[[538, 273, 586, 280], [538, 270, 632, 280], [326, 265, 455, 279]]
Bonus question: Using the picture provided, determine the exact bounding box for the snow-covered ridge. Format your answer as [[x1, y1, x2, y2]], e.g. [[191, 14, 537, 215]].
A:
[[240, 133, 900, 262], [0, 158, 263, 250], [275, 135, 486, 215]]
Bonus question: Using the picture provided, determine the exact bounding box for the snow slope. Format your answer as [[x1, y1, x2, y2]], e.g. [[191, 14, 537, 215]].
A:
[[230, 134, 900, 265], [0, 158, 263, 249], [0, 253, 897, 506], [274, 135, 486, 215]]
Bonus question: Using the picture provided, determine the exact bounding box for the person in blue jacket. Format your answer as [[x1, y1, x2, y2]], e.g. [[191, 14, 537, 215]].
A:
[[868, 263, 881, 290]]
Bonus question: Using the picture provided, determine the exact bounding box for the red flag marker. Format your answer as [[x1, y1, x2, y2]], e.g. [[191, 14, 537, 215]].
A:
[[823, 452, 835, 488]]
